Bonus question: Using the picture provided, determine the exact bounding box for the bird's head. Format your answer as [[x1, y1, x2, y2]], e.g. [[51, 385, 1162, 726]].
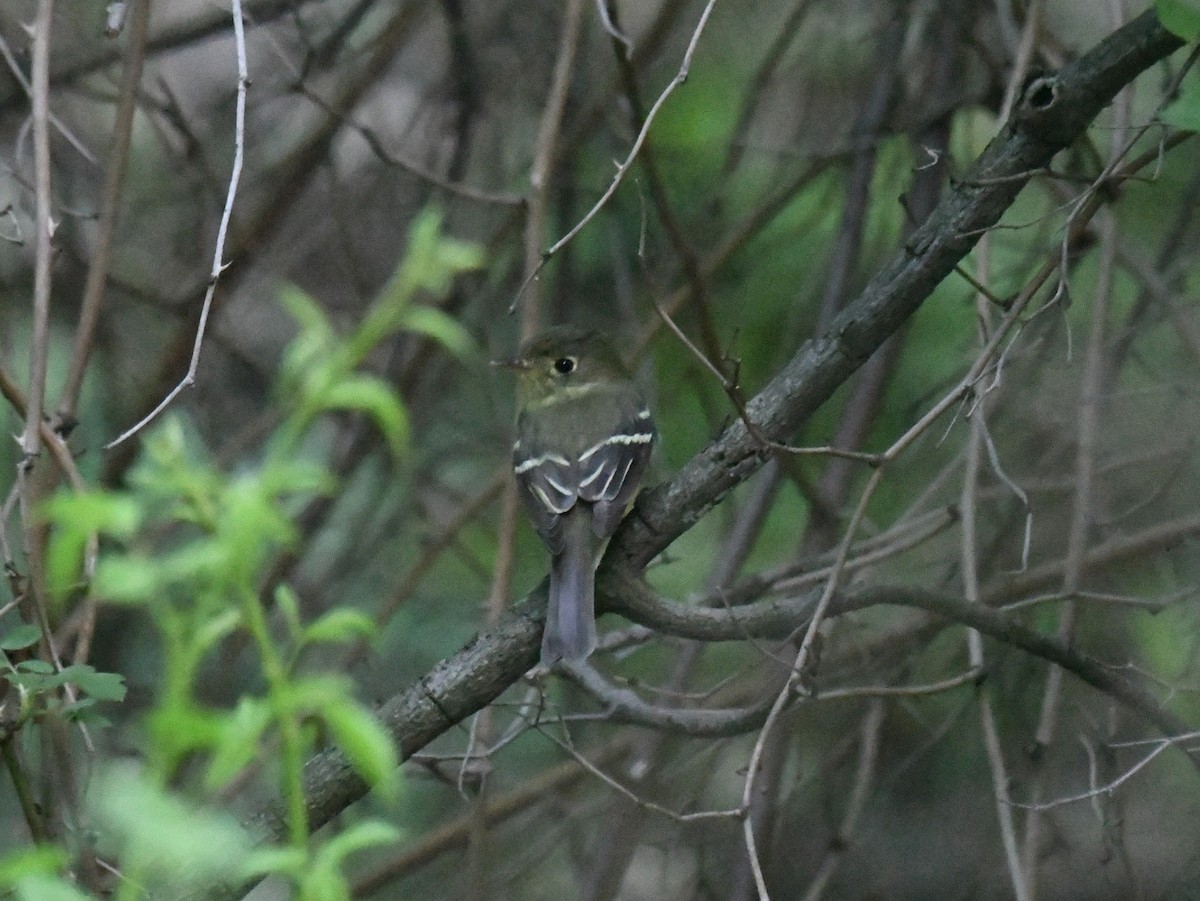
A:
[[495, 325, 630, 404]]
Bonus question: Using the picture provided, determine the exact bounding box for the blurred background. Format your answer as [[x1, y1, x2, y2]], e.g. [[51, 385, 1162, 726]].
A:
[[1, 0, 1199, 898]]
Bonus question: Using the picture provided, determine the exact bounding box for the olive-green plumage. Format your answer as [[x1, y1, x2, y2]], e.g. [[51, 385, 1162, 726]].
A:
[[504, 326, 656, 664]]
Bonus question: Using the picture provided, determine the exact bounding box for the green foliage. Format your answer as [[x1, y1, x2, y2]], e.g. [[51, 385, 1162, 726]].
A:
[[276, 208, 480, 459], [1, 628, 127, 728], [246, 820, 400, 901], [4, 210, 478, 899], [1156, 0, 1200, 40], [1161, 72, 1200, 131], [0, 847, 81, 901], [0, 623, 41, 651], [90, 765, 256, 899], [1157, 0, 1200, 132]]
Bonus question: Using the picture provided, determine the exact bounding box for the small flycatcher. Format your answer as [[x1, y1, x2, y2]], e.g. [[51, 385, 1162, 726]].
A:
[[500, 325, 656, 665]]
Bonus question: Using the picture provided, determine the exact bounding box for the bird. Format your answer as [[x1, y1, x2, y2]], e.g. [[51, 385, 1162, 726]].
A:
[[499, 325, 656, 665]]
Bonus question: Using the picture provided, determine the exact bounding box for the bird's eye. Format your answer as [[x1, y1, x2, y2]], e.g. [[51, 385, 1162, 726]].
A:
[[553, 356, 577, 375]]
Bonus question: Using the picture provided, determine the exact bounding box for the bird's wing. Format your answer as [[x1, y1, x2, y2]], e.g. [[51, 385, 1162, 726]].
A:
[[576, 408, 656, 539], [513, 448, 576, 553]]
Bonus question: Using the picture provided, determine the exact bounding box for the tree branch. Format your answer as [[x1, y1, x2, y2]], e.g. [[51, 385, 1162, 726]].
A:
[[197, 10, 1188, 898], [610, 8, 1183, 572]]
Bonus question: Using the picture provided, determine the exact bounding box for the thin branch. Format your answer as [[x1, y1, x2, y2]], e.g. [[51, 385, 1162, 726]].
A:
[[57, 0, 154, 423], [814, 667, 984, 701], [510, 0, 719, 312], [799, 700, 884, 901], [1012, 731, 1200, 811], [192, 14, 1191, 899], [538, 724, 743, 823], [595, 0, 632, 56], [608, 512, 1200, 645], [294, 83, 524, 207], [740, 464, 885, 901], [521, 0, 587, 321], [1024, 16, 1131, 883], [105, 0, 249, 449], [22, 0, 56, 464], [719, 0, 815, 182], [962, 236, 1030, 900], [655, 300, 886, 465], [0, 30, 97, 166], [349, 740, 632, 896]]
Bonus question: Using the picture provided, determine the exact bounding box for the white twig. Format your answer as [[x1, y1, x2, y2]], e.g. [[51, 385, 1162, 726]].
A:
[[106, 0, 249, 449]]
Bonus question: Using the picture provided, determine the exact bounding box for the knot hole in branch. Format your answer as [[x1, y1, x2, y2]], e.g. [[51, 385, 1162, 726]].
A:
[[1022, 74, 1059, 114]]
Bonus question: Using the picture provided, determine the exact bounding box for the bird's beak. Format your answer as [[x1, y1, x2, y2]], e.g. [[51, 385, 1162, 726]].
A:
[[491, 356, 533, 371]]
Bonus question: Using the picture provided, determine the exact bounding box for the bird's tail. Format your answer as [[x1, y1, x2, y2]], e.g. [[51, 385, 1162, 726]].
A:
[[543, 508, 597, 665]]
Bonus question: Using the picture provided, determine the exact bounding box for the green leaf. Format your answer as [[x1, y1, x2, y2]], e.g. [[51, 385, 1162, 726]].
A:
[[41, 490, 142, 604], [193, 609, 243, 656], [93, 554, 161, 605], [318, 375, 410, 458], [356, 210, 483, 359], [318, 819, 401, 863], [147, 703, 225, 772], [299, 865, 349, 901], [90, 764, 253, 893], [276, 583, 304, 644], [400, 209, 483, 295], [257, 459, 335, 499], [242, 846, 306, 880], [40, 490, 141, 538], [15, 874, 94, 901], [14, 658, 55, 675], [279, 285, 338, 380], [70, 667, 127, 702], [301, 608, 376, 647], [0, 624, 42, 651], [15, 659, 54, 673], [60, 696, 101, 721], [1157, 0, 1200, 40], [206, 698, 272, 789], [299, 820, 400, 901], [0, 846, 69, 887], [1162, 75, 1200, 130], [320, 700, 399, 796], [399, 304, 476, 360], [8, 663, 126, 701]]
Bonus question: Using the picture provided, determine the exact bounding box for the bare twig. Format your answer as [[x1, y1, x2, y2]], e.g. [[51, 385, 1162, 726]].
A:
[[294, 83, 524, 207], [799, 700, 884, 901], [962, 239, 1031, 900], [22, 0, 56, 466], [1013, 730, 1200, 812], [595, 0, 632, 57], [58, 0, 154, 423], [510, 0, 719, 312], [539, 723, 743, 823], [1024, 9, 1131, 884], [105, 0, 249, 449], [350, 740, 632, 896], [739, 464, 885, 901], [520, 0, 587, 320], [654, 300, 885, 465], [719, 0, 815, 182], [0, 30, 97, 165]]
